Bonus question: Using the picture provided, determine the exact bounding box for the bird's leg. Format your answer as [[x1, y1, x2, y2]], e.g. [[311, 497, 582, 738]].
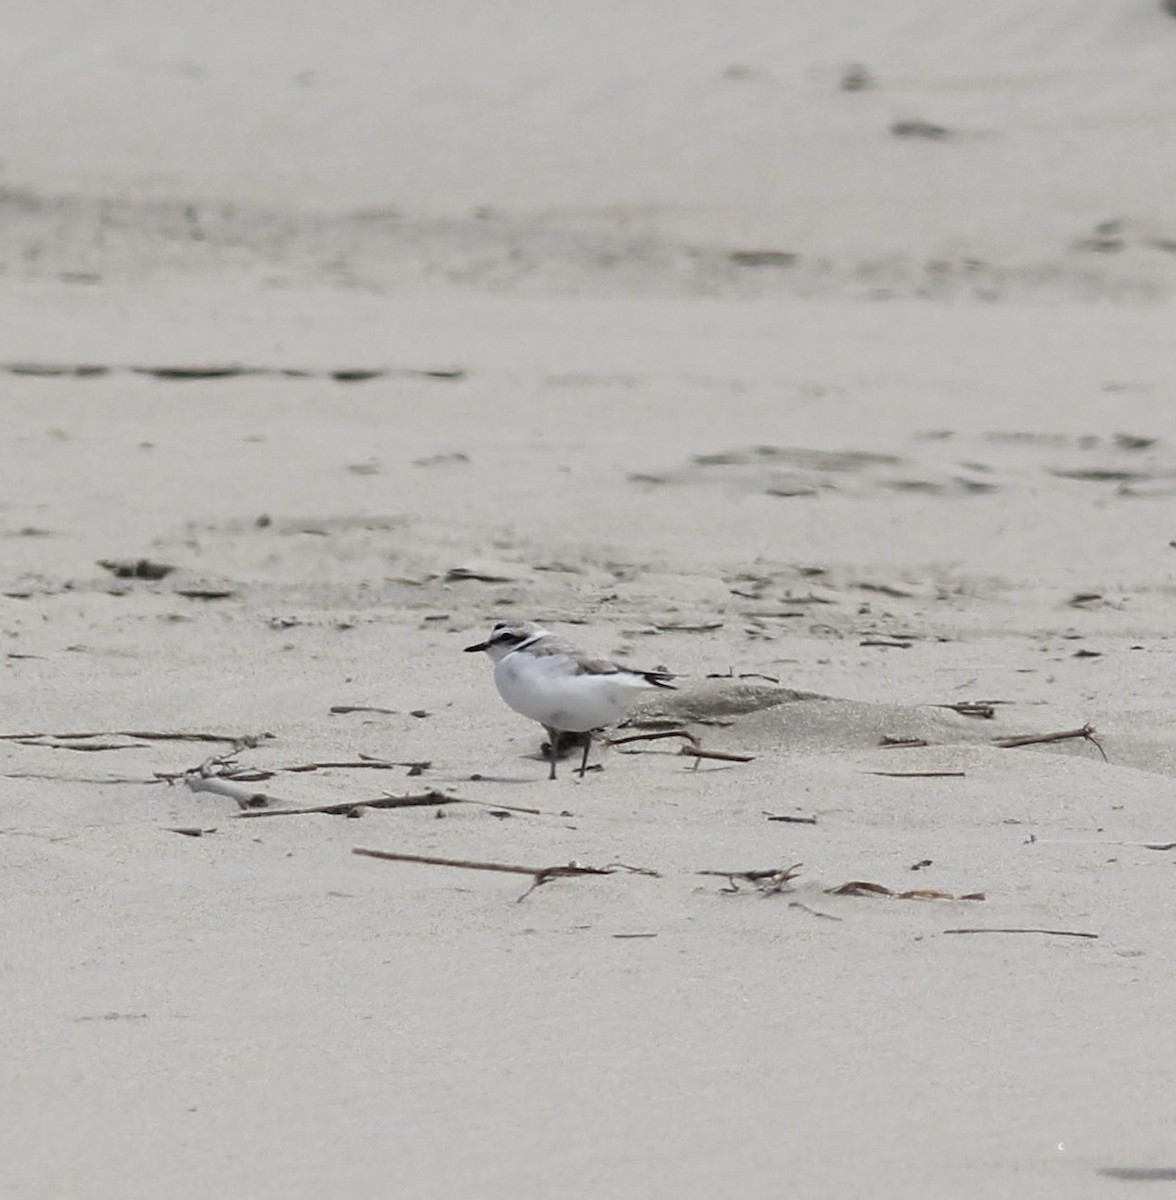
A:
[[542, 725, 559, 780], [577, 732, 593, 778]]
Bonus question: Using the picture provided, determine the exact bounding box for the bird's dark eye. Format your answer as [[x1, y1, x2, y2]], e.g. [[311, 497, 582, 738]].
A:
[[492, 628, 523, 645]]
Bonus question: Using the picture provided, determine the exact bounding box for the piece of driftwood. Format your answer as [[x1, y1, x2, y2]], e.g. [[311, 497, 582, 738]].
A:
[[184, 773, 281, 809], [992, 723, 1107, 761], [828, 881, 985, 901], [353, 847, 659, 900], [176, 743, 545, 819], [763, 811, 818, 825], [697, 864, 803, 894]]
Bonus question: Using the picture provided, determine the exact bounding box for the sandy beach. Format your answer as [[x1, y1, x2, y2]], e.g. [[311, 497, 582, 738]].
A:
[[4, 4, 1176, 1197]]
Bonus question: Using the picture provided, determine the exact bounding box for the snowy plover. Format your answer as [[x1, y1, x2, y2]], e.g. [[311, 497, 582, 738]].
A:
[[464, 621, 676, 779]]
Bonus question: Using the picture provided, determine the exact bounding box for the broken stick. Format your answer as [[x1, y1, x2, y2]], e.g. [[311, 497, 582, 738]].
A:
[[696, 864, 803, 894], [992, 723, 1107, 762], [678, 745, 756, 767]]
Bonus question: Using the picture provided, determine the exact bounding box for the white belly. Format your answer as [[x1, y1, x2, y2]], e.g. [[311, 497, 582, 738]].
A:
[[494, 653, 650, 732]]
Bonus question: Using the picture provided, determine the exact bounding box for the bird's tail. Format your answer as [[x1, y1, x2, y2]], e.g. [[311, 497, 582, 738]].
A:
[[643, 670, 677, 690]]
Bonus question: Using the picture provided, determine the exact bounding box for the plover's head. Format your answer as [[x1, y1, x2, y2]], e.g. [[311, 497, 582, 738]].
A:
[[464, 621, 546, 663]]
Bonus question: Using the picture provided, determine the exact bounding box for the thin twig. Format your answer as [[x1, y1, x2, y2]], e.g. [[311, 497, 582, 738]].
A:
[[10, 740, 150, 752], [788, 901, 842, 921], [233, 793, 543, 819], [943, 927, 1097, 939], [441, 796, 544, 816], [762, 811, 818, 825], [866, 770, 966, 778], [1023, 838, 1176, 850], [609, 726, 754, 769], [992, 723, 1107, 761], [352, 847, 647, 900], [678, 745, 757, 767], [236, 791, 456, 818], [608, 729, 701, 751], [930, 701, 1010, 719], [0, 730, 269, 745], [281, 759, 431, 775], [3, 772, 159, 784], [211, 759, 431, 779]]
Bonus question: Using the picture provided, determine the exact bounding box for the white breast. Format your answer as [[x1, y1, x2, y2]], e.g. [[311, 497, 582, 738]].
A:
[[494, 651, 652, 732]]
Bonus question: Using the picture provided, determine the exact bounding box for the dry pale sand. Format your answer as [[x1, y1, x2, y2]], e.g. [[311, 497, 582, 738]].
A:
[[5, 5, 1176, 1198]]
